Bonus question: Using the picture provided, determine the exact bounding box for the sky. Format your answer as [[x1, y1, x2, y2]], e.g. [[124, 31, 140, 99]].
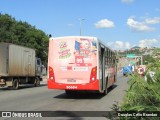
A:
[[0, 0, 160, 50]]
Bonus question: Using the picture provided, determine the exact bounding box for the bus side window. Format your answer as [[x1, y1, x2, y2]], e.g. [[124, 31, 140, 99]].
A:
[[109, 51, 111, 65], [112, 53, 114, 65], [105, 50, 108, 65], [107, 49, 109, 65], [111, 52, 113, 65], [113, 54, 115, 65]]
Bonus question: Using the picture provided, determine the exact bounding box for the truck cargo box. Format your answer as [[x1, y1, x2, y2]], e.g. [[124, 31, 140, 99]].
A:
[[0, 43, 36, 77]]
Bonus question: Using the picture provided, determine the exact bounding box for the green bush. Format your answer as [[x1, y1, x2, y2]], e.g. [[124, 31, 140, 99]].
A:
[[119, 60, 160, 120]]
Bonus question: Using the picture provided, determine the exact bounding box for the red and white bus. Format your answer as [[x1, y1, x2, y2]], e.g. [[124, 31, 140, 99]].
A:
[[48, 36, 117, 95]]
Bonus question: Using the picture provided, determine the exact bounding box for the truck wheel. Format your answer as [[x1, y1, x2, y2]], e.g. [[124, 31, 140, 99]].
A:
[[34, 77, 40, 87], [12, 79, 19, 90]]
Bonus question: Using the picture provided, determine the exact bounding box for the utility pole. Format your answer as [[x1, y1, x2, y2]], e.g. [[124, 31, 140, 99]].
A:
[[79, 18, 85, 36], [141, 56, 143, 65]]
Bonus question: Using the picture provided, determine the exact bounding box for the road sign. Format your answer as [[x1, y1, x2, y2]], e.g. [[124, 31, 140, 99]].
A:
[[126, 54, 135, 58], [137, 67, 144, 75], [130, 61, 135, 65]]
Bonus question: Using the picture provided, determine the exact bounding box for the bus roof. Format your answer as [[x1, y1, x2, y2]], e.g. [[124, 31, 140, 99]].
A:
[[49, 36, 115, 53], [50, 36, 97, 40]]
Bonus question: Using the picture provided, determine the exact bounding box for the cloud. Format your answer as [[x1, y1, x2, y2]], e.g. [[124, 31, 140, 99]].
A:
[[95, 19, 114, 28], [108, 41, 131, 50], [115, 41, 124, 48], [121, 0, 134, 4], [145, 17, 160, 24], [127, 18, 154, 32], [107, 38, 160, 50], [67, 23, 74, 27], [139, 39, 159, 48], [125, 42, 131, 49], [155, 8, 160, 12]]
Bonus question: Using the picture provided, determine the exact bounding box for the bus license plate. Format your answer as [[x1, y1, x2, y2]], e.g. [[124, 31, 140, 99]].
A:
[[67, 79, 76, 82]]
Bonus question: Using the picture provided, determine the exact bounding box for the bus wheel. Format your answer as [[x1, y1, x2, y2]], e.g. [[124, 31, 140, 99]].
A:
[[114, 75, 116, 82], [12, 79, 19, 90], [34, 77, 40, 87], [102, 88, 108, 95]]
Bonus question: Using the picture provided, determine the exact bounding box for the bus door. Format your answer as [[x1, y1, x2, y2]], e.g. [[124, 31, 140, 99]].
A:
[[100, 44, 105, 92]]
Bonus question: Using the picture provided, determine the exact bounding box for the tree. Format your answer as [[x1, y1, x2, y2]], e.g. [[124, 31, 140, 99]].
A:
[[0, 13, 49, 64]]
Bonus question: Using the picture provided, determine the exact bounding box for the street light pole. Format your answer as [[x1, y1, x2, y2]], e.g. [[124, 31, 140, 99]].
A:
[[79, 18, 85, 36]]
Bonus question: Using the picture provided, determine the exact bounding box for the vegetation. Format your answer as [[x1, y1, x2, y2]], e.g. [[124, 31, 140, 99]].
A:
[[117, 49, 143, 58], [143, 55, 156, 65], [118, 50, 160, 120], [112, 49, 160, 119], [0, 13, 49, 65]]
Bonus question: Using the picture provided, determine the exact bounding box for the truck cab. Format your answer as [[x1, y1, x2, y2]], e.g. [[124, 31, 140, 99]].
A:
[[36, 58, 43, 80]]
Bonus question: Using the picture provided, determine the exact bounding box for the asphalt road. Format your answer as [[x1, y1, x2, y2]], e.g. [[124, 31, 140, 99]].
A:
[[0, 74, 129, 120]]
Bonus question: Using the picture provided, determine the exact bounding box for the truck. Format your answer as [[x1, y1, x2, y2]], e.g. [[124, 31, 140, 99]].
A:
[[0, 43, 43, 89], [123, 65, 133, 76]]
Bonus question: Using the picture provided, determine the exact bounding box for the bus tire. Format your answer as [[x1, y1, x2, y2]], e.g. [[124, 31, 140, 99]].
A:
[[34, 77, 40, 87], [102, 87, 108, 95], [114, 75, 116, 82], [102, 77, 108, 95], [12, 79, 19, 90]]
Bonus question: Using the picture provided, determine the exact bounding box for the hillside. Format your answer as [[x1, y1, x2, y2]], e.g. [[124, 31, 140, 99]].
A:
[[116, 47, 160, 71]]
